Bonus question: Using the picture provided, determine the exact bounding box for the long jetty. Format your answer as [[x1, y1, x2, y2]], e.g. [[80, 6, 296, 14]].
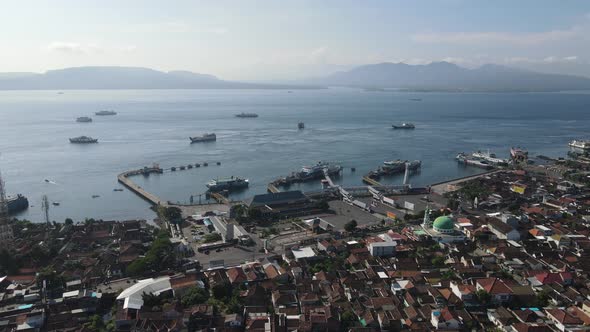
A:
[[362, 176, 382, 186], [117, 166, 165, 206]]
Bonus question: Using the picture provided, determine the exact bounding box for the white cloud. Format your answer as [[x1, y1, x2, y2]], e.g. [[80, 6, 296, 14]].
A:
[[504, 56, 580, 64], [47, 42, 137, 54], [47, 42, 103, 54], [411, 27, 579, 46]]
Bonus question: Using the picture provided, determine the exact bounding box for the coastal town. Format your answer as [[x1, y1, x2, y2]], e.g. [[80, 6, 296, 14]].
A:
[[0, 144, 590, 332]]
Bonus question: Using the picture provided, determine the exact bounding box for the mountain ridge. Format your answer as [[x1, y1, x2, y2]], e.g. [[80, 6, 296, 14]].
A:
[[306, 61, 590, 92]]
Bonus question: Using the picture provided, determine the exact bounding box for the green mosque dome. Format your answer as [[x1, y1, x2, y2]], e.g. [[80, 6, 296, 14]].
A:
[[433, 216, 454, 233]]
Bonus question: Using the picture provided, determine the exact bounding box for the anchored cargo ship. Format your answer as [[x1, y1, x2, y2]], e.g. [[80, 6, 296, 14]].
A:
[[190, 133, 216, 143], [76, 116, 92, 123], [206, 176, 249, 192], [235, 112, 258, 118], [69, 136, 98, 144], [6, 194, 28, 214], [95, 110, 117, 116], [569, 140, 590, 150], [456, 153, 493, 169], [392, 123, 415, 129]]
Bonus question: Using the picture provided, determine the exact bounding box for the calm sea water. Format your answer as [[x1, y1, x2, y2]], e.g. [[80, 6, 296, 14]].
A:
[[0, 88, 588, 223]]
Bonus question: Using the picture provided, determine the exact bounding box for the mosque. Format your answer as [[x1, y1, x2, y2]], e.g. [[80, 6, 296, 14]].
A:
[[420, 206, 467, 243]]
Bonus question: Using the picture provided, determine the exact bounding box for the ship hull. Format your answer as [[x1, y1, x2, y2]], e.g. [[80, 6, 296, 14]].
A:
[[7, 195, 28, 214]]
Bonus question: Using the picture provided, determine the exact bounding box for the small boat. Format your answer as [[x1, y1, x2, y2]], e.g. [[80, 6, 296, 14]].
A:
[[298, 122, 305, 129], [76, 116, 92, 123], [190, 133, 216, 143], [69, 136, 98, 144], [235, 112, 258, 118], [113, 189, 124, 192], [92, 195, 100, 198], [203, 162, 208, 167], [392, 123, 415, 129], [95, 110, 117, 116], [52, 202, 60, 206]]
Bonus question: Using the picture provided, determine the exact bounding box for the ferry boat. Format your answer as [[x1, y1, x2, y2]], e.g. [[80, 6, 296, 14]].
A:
[[190, 133, 216, 143], [69, 136, 98, 144], [569, 140, 590, 150], [206, 176, 249, 192], [456, 153, 493, 169], [76, 116, 92, 123], [298, 161, 342, 180], [392, 123, 415, 129], [471, 150, 508, 166], [381, 159, 421, 173], [6, 194, 28, 214], [95, 110, 117, 116], [298, 122, 305, 129], [235, 112, 258, 118]]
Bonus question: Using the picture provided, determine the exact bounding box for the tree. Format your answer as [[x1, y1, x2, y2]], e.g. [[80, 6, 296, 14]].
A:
[[535, 289, 551, 307], [181, 286, 209, 306], [475, 289, 492, 305], [431, 256, 446, 267], [85, 314, 105, 331], [64, 218, 74, 225], [161, 206, 182, 222], [212, 284, 231, 300], [344, 219, 358, 232], [316, 200, 330, 211], [341, 310, 357, 330]]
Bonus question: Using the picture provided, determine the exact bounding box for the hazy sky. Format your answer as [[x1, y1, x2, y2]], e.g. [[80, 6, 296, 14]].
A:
[[2, 0, 590, 80]]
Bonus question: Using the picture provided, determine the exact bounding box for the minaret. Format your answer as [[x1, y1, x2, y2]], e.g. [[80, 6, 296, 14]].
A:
[[422, 205, 432, 228]]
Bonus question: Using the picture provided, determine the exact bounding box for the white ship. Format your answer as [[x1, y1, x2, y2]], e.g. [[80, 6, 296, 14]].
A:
[[569, 140, 590, 150]]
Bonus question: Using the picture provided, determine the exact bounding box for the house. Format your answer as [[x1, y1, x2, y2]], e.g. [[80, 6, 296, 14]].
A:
[[476, 278, 513, 304], [545, 308, 584, 332], [367, 241, 396, 257], [431, 308, 461, 330], [487, 218, 521, 241]]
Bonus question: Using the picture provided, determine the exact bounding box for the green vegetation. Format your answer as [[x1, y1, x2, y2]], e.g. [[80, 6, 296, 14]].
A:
[[475, 289, 491, 305], [0, 249, 19, 275], [159, 206, 182, 222], [126, 231, 175, 276], [181, 286, 210, 306], [431, 256, 446, 267], [85, 314, 105, 331], [207, 285, 243, 314], [202, 233, 222, 243]]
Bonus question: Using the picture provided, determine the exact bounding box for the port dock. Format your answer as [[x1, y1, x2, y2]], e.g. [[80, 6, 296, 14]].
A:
[[117, 166, 165, 206]]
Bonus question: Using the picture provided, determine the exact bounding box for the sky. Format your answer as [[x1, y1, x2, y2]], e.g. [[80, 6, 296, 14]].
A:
[[2, 0, 590, 80]]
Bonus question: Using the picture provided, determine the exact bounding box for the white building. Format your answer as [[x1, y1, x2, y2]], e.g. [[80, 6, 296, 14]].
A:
[[368, 241, 396, 257]]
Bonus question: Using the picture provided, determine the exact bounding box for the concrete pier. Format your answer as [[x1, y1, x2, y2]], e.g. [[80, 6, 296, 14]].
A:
[[267, 183, 280, 193], [362, 176, 382, 186], [117, 167, 165, 206]]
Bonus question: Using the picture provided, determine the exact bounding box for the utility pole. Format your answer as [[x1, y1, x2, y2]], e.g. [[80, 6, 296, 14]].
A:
[[42, 195, 50, 226]]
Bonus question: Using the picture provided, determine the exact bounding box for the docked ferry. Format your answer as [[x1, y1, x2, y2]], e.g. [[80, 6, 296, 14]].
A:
[[471, 150, 508, 166], [569, 140, 590, 150], [190, 133, 216, 143], [456, 153, 493, 169], [69, 136, 98, 144], [206, 176, 249, 192]]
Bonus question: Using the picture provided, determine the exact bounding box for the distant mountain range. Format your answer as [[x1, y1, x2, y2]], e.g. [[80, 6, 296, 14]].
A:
[[0, 66, 317, 90], [305, 62, 590, 92], [1, 63, 590, 92]]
